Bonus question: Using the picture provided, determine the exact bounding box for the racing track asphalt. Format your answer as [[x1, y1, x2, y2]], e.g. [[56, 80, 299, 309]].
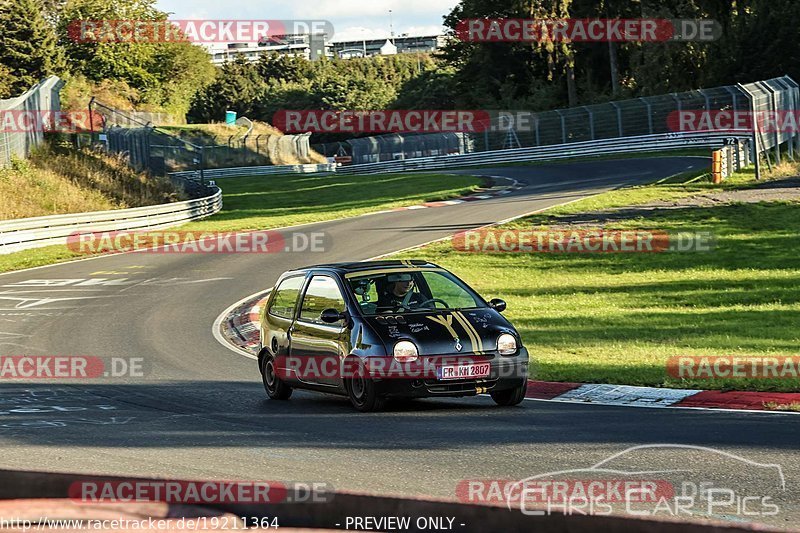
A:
[[0, 157, 797, 530]]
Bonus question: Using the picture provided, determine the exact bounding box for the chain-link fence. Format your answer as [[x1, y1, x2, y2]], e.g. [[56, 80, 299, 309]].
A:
[[344, 76, 800, 168], [83, 101, 206, 178], [0, 76, 64, 167]]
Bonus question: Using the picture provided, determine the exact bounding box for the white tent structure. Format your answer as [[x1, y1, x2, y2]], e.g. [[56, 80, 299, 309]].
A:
[[379, 39, 397, 55]]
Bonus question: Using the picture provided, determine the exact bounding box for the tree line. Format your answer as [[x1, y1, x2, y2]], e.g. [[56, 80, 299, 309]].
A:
[[0, 0, 213, 116], [2, 0, 799, 125]]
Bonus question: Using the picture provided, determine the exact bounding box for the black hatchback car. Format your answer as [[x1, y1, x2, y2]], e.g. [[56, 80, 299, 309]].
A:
[[257, 260, 529, 412]]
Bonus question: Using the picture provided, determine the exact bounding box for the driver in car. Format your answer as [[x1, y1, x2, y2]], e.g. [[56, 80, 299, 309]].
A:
[[377, 273, 427, 311]]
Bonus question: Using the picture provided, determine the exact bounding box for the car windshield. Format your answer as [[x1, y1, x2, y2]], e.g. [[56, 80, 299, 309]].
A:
[[347, 269, 485, 315]]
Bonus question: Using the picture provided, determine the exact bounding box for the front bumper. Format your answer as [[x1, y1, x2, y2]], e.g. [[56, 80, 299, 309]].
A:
[[373, 347, 529, 398]]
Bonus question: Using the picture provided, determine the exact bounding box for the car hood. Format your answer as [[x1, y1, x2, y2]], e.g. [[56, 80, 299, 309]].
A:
[[364, 308, 516, 356]]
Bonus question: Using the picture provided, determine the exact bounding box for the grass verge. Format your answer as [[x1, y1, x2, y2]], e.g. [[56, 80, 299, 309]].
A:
[[0, 143, 182, 221], [0, 172, 482, 274], [395, 162, 800, 392]]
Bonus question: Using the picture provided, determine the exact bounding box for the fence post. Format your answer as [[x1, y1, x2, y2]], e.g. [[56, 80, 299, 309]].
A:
[[583, 106, 595, 140], [610, 102, 623, 137], [752, 132, 762, 180], [199, 146, 206, 186], [555, 110, 567, 143], [757, 81, 781, 163], [639, 98, 653, 134], [88, 97, 96, 141]]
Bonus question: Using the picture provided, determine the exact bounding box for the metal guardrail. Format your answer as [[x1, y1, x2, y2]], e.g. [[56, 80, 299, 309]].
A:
[[170, 163, 336, 180], [0, 187, 222, 255], [336, 131, 752, 175]]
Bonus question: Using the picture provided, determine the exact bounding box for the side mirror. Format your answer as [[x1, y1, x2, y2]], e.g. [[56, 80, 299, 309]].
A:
[[320, 308, 346, 324], [488, 298, 507, 312]]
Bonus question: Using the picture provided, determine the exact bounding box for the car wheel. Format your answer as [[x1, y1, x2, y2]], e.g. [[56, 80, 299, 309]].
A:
[[346, 360, 385, 412], [490, 382, 527, 406], [262, 354, 292, 400]]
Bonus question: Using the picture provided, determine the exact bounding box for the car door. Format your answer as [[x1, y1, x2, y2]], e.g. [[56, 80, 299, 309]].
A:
[[263, 274, 307, 375], [290, 274, 349, 387]]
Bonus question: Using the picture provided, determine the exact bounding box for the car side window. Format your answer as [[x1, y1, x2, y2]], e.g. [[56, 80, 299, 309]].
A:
[[300, 276, 346, 324], [268, 276, 305, 319]]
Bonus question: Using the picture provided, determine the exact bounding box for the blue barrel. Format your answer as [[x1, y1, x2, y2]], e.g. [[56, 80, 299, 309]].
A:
[[225, 110, 237, 126]]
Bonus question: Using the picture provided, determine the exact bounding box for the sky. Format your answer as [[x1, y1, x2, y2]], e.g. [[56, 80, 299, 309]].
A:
[[155, 0, 459, 43]]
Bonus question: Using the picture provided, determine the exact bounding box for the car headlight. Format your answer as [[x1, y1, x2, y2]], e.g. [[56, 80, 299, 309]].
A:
[[393, 340, 419, 362], [497, 333, 517, 355]]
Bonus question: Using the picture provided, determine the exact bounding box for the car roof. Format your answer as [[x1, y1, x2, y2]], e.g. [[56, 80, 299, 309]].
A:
[[286, 260, 441, 276]]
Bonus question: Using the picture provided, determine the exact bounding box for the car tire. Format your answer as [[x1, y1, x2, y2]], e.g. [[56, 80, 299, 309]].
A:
[[262, 354, 292, 400], [346, 360, 385, 412], [490, 382, 527, 406]]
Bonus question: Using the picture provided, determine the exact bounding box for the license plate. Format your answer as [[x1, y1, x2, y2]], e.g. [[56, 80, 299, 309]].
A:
[[437, 362, 491, 381]]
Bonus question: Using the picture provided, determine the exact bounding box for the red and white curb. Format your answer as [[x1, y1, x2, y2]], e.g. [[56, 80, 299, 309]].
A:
[[524, 381, 800, 413], [217, 295, 800, 414]]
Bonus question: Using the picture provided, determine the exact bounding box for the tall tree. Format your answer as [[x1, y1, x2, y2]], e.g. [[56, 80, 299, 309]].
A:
[[0, 0, 64, 97], [57, 0, 214, 114]]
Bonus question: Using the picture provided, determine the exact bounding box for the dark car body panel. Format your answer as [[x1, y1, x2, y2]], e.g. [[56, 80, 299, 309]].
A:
[[258, 261, 529, 399]]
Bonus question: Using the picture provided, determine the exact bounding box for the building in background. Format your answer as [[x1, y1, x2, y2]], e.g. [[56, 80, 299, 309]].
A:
[[207, 34, 446, 65], [332, 35, 446, 59], [208, 34, 329, 65]]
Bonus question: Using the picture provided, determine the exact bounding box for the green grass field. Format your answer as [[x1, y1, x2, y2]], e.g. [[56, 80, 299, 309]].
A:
[[0, 172, 481, 274], [396, 166, 800, 393]]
